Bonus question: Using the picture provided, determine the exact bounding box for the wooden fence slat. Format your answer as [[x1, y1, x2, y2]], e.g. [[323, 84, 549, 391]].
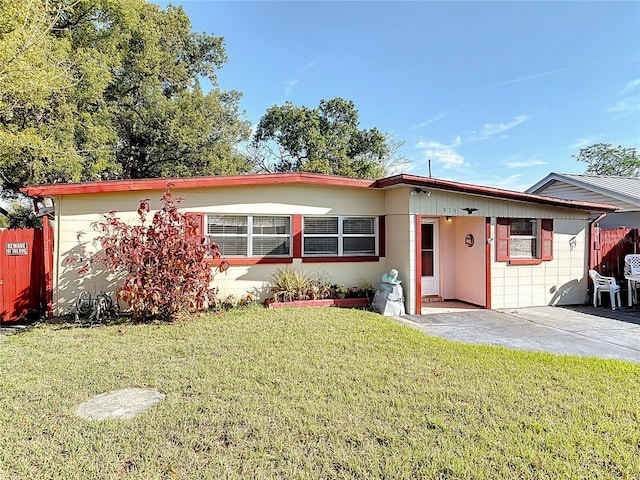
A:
[[0, 228, 47, 323], [591, 226, 640, 279]]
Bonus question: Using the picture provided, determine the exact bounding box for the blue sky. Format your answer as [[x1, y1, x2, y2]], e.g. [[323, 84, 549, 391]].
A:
[[156, 1, 639, 191]]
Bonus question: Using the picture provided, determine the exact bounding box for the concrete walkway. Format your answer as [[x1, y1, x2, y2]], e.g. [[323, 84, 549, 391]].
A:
[[398, 305, 640, 363]]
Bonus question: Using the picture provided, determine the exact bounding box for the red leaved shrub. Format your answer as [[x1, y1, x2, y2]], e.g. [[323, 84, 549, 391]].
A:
[[87, 188, 228, 321]]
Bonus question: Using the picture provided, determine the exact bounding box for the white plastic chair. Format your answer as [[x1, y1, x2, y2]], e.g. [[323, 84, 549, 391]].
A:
[[624, 254, 640, 306], [588, 270, 622, 310]]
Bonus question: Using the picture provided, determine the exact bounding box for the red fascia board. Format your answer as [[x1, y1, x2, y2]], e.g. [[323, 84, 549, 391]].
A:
[[21, 173, 376, 197], [21, 172, 617, 213], [375, 174, 618, 212]]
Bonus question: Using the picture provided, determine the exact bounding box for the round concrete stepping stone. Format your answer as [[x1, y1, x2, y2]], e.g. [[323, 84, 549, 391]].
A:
[[76, 388, 166, 420]]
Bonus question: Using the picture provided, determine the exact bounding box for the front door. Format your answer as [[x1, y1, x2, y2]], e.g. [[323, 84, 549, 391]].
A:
[[421, 220, 439, 296]]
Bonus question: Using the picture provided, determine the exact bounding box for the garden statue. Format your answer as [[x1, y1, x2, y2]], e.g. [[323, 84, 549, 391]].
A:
[[373, 268, 405, 316], [382, 268, 401, 284]]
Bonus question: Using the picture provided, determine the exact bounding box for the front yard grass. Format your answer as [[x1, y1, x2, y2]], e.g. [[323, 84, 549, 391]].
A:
[[1, 307, 639, 479]]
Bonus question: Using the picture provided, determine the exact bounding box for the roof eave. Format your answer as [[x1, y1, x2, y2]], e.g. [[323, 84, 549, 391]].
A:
[[526, 173, 640, 207], [376, 174, 617, 213], [21, 173, 376, 197]]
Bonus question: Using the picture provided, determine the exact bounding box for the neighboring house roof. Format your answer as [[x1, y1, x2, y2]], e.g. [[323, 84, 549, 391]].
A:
[[526, 173, 640, 211], [21, 172, 617, 213]]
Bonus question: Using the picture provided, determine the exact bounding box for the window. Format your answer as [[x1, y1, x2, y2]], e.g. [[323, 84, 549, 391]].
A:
[[496, 218, 553, 263], [207, 215, 290, 257], [510, 219, 537, 258], [303, 216, 376, 256]]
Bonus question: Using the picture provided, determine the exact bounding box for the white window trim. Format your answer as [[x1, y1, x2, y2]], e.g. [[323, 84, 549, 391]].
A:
[[206, 214, 292, 258], [509, 219, 539, 259], [303, 216, 378, 257]]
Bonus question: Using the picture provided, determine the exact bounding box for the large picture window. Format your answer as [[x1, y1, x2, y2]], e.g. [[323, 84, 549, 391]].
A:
[[496, 218, 553, 263], [207, 215, 291, 257], [303, 216, 376, 256]]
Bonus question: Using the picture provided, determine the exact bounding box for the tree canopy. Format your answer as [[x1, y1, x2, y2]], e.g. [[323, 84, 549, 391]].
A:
[[574, 143, 639, 177], [0, 0, 251, 193], [252, 97, 405, 179]]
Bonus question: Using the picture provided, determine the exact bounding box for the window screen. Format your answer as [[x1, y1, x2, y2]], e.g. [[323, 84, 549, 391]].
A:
[[303, 216, 376, 256]]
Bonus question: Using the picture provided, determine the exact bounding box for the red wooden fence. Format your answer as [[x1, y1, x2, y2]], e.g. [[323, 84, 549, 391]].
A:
[[0, 228, 46, 323], [590, 225, 640, 279]]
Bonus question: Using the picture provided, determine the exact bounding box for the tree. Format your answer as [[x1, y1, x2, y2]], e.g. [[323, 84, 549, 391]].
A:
[[0, 202, 42, 229], [0, 0, 79, 191], [0, 0, 251, 194], [89, 2, 251, 179], [78, 189, 228, 321], [574, 143, 640, 177], [252, 98, 406, 179]]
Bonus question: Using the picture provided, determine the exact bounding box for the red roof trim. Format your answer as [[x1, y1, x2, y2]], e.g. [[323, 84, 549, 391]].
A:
[[374, 174, 617, 212], [21, 172, 616, 213], [21, 173, 375, 196]]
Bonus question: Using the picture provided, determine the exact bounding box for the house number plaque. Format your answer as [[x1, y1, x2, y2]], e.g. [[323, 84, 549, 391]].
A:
[[464, 234, 474, 248], [5, 242, 28, 256]]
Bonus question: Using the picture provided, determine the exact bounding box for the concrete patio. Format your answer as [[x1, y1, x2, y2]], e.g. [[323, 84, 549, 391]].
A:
[[399, 303, 640, 363]]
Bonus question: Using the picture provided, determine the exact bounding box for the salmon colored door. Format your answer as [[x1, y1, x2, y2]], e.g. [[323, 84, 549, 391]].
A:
[[0, 228, 46, 323]]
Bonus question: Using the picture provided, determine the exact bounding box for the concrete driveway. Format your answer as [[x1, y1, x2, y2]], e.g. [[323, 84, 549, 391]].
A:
[[399, 304, 640, 363]]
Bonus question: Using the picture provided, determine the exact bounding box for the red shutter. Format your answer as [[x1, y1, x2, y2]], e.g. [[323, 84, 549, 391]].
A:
[[378, 215, 386, 257], [185, 213, 204, 238], [541, 219, 553, 261], [292, 214, 303, 258], [496, 218, 510, 262]]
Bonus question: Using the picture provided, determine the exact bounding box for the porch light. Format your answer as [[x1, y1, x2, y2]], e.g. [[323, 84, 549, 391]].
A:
[[34, 196, 55, 217], [411, 188, 431, 196], [446, 216, 452, 222]]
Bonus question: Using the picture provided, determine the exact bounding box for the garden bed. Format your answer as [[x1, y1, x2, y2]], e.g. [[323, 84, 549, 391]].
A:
[[265, 297, 371, 309]]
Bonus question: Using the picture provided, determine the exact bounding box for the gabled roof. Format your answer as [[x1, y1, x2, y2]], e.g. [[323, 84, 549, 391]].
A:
[[526, 173, 640, 208], [21, 172, 617, 213]]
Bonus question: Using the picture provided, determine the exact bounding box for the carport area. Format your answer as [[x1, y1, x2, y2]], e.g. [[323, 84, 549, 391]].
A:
[[399, 304, 640, 363]]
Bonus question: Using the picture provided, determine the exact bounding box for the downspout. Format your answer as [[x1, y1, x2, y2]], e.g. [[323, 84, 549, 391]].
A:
[[589, 213, 607, 272], [53, 195, 62, 317], [414, 214, 422, 315]]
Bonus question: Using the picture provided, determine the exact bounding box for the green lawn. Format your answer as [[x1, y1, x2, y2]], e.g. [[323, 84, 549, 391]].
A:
[[1, 307, 639, 479]]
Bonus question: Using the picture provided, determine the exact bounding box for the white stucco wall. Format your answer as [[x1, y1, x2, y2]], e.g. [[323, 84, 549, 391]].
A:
[[489, 218, 590, 309], [51, 184, 387, 315], [48, 182, 596, 316], [383, 188, 413, 312], [410, 188, 592, 311]]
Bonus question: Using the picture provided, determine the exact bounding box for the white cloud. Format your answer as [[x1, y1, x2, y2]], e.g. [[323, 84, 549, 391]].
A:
[[284, 61, 318, 96], [487, 174, 528, 192], [410, 113, 446, 130], [415, 135, 461, 150], [483, 60, 610, 90], [569, 137, 595, 149], [502, 158, 549, 169], [284, 78, 298, 96], [484, 68, 569, 89], [415, 136, 465, 170], [605, 78, 640, 115], [606, 96, 640, 115], [479, 115, 529, 138], [620, 78, 640, 94], [453, 174, 529, 192]]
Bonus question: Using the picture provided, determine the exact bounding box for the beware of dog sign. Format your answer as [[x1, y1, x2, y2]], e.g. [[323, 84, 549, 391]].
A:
[[5, 242, 28, 256]]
